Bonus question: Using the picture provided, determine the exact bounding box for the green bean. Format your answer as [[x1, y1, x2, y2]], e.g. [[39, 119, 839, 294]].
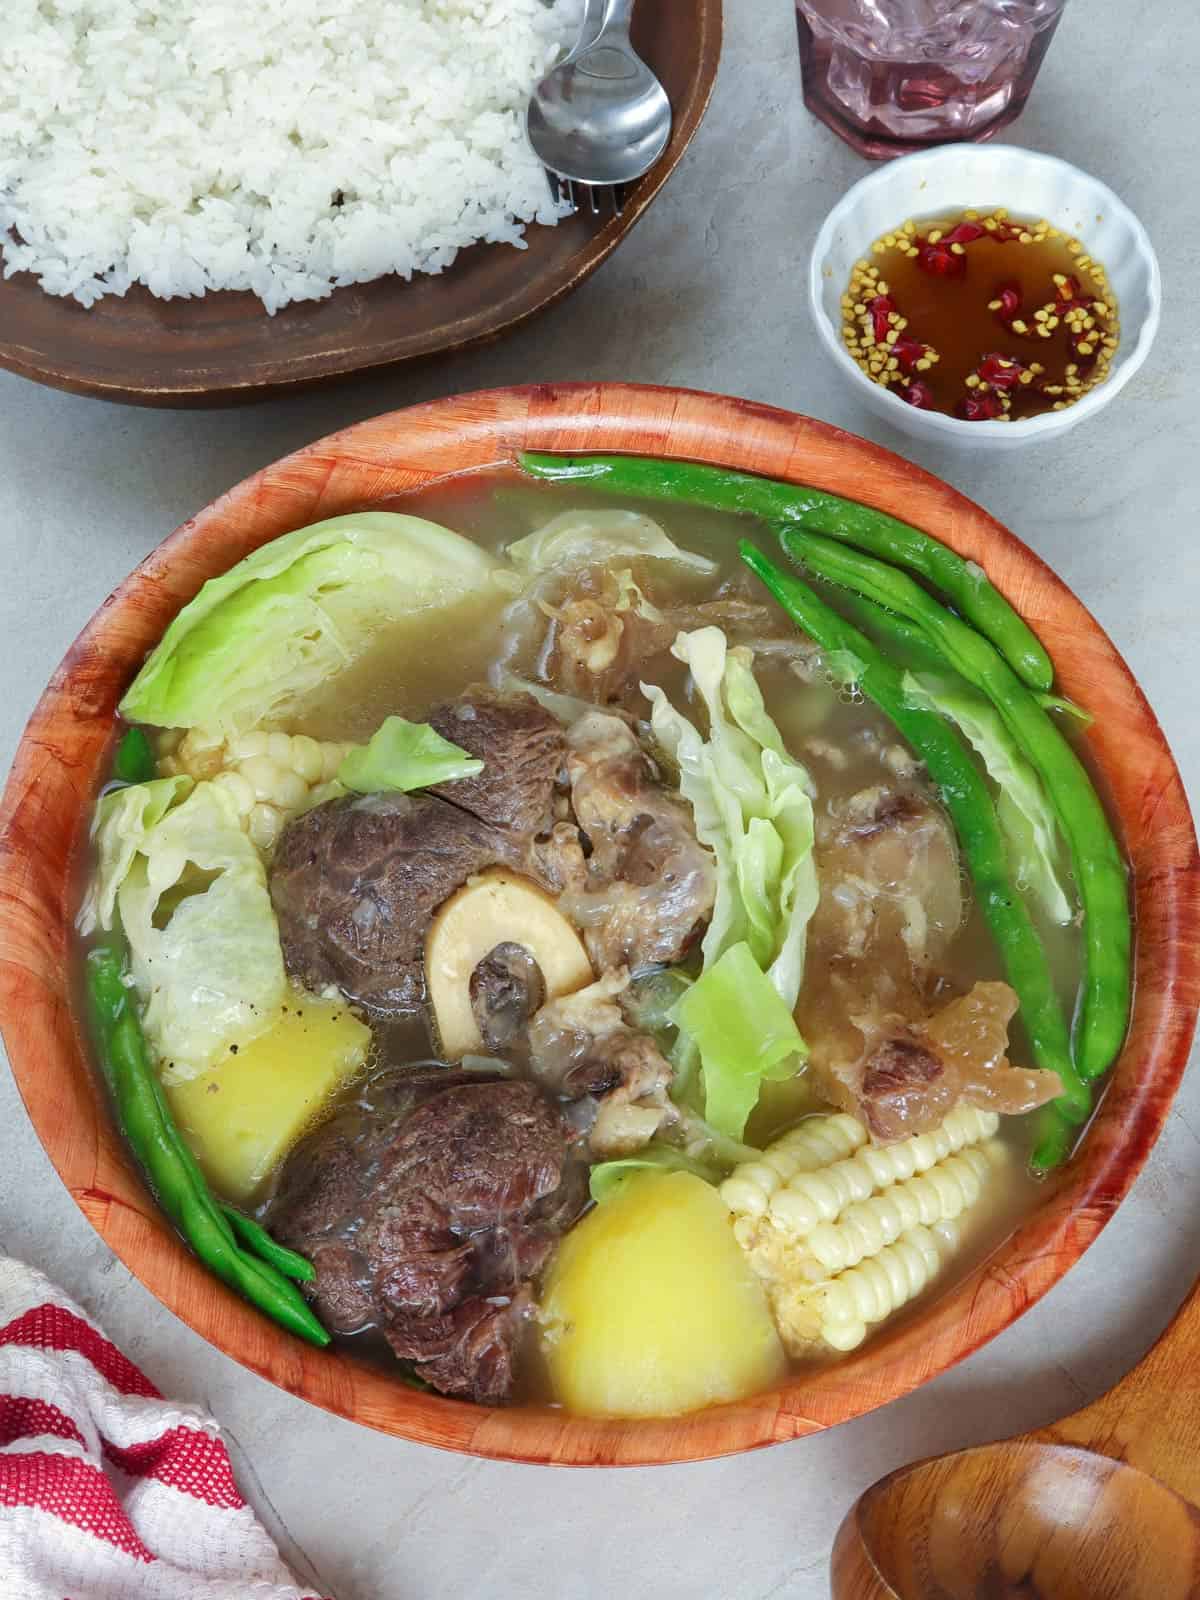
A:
[[739, 543, 1090, 1154], [832, 587, 952, 676], [1030, 1103, 1081, 1173], [86, 945, 330, 1345], [776, 526, 1131, 1082], [113, 727, 156, 785], [1038, 692, 1093, 727], [100, 980, 326, 1342], [222, 1206, 316, 1283], [519, 451, 1054, 690]]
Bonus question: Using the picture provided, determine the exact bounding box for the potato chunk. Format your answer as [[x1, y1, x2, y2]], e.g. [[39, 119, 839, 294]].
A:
[[538, 1170, 786, 1418], [166, 993, 370, 1203]]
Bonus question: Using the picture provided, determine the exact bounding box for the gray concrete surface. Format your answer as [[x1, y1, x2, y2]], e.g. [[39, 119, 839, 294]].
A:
[[2, 2, 1198, 1596]]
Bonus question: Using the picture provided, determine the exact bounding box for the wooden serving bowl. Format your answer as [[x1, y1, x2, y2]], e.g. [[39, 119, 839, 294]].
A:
[[0, 6, 719, 407], [1, 384, 1197, 1465]]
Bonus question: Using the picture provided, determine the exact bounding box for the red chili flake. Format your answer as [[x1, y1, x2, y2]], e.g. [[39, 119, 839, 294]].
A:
[[916, 239, 966, 278], [899, 379, 935, 409], [916, 220, 985, 279], [991, 281, 1023, 325], [956, 391, 1006, 421], [977, 352, 1029, 392], [891, 334, 928, 374], [868, 294, 895, 343], [1053, 274, 1083, 313]]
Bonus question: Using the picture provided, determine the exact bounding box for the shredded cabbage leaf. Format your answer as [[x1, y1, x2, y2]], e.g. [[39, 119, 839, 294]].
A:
[[338, 716, 482, 794], [642, 627, 819, 1008], [507, 509, 716, 577], [903, 671, 1073, 926], [114, 782, 287, 1081], [672, 942, 806, 1141], [641, 629, 818, 1138], [120, 513, 501, 734], [78, 775, 193, 937], [491, 670, 593, 728], [589, 1144, 716, 1204]]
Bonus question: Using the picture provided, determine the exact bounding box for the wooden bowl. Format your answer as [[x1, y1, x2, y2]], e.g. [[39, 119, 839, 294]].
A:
[[1, 384, 1197, 1466], [0, 5, 720, 408]]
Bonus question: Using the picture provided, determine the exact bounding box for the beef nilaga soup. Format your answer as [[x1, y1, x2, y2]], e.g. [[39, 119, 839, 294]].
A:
[[78, 453, 1131, 1418]]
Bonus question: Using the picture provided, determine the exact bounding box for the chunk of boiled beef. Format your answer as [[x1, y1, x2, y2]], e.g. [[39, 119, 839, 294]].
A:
[[537, 564, 814, 710], [269, 692, 568, 1019], [922, 981, 1062, 1116], [804, 973, 1062, 1141], [858, 1034, 958, 1142], [526, 970, 679, 1157], [268, 1070, 586, 1404], [269, 791, 528, 1016], [812, 784, 964, 971], [559, 710, 715, 972], [799, 785, 1060, 1138], [427, 690, 565, 835]]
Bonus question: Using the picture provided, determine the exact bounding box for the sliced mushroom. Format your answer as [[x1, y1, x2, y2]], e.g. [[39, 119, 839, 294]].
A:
[[469, 942, 547, 1053], [426, 870, 593, 1059]]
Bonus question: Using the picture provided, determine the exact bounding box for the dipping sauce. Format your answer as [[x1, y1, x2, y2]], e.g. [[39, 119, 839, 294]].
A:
[[841, 208, 1120, 421]]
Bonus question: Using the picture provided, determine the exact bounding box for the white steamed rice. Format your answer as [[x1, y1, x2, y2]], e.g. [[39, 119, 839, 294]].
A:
[[0, 0, 579, 313]]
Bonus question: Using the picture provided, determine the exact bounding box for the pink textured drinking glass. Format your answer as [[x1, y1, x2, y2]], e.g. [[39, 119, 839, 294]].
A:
[[796, 0, 1068, 160]]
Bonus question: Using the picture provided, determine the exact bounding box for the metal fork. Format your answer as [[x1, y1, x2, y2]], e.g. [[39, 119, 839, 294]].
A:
[[528, 0, 671, 221], [547, 173, 628, 219]]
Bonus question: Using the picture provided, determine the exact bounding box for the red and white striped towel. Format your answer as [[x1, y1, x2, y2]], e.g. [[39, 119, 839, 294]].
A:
[[0, 1257, 330, 1600]]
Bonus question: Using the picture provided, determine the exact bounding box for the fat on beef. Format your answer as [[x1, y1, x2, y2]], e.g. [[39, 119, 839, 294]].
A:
[[559, 710, 715, 972]]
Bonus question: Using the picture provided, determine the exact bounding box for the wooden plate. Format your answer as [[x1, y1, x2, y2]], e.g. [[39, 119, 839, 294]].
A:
[[1, 384, 1197, 1466], [0, 6, 720, 408]]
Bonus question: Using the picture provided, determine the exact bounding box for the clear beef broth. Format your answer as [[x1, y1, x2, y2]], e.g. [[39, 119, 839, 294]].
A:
[[80, 466, 1101, 1397], [289, 471, 1052, 1316]]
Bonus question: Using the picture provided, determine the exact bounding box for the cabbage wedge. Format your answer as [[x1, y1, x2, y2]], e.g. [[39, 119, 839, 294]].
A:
[[642, 627, 819, 1009], [120, 513, 501, 733], [104, 782, 286, 1081], [507, 509, 716, 578], [642, 628, 819, 1139], [338, 716, 482, 794]]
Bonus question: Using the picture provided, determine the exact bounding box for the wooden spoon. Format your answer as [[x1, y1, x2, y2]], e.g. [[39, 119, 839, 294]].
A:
[[831, 1280, 1200, 1599]]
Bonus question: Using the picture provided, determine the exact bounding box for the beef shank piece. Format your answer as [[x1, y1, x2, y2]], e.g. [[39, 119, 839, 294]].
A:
[[811, 784, 964, 972], [269, 791, 526, 1015], [538, 563, 810, 710], [428, 689, 565, 835], [798, 785, 1059, 1138], [559, 710, 715, 972], [269, 1070, 586, 1404], [269, 692, 567, 1019], [857, 1034, 957, 1141], [526, 970, 679, 1157]]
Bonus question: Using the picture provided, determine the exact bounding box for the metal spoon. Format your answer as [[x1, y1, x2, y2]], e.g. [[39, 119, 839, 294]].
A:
[[527, 0, 672, 189]]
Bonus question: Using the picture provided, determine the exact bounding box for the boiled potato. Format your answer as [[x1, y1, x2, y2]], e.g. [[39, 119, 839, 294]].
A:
[[538, 1170, 786, 1418], [166, 992, 370, 1202]]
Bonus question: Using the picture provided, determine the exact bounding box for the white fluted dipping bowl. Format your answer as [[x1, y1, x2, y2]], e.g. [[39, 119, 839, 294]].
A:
[[809, 145, 1161, 452]]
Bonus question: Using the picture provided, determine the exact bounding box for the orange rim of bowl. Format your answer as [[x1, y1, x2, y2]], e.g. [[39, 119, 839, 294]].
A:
[[1, 383, 1197, 1465]]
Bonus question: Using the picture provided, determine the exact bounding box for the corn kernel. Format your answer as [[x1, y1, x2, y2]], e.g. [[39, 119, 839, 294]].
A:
[[248, 803, 283, 851], [727, 1109, 999, 1356], [291, 734, 324, 785]]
